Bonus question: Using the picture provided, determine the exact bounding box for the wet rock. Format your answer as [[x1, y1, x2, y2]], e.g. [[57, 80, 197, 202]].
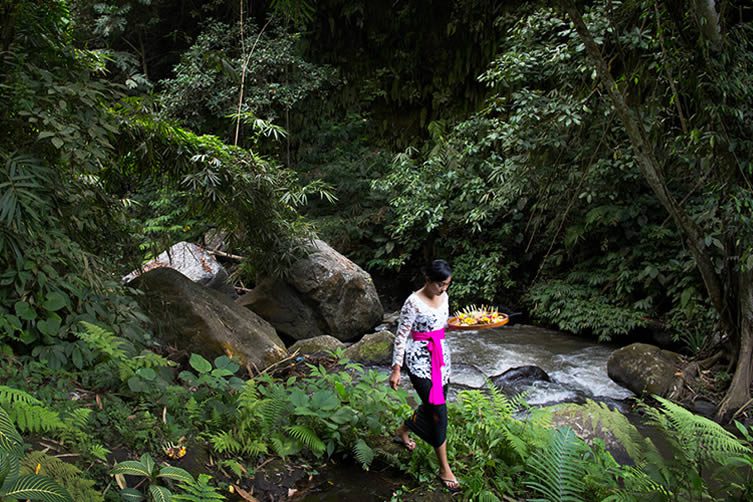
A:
[[691, 398, 717, 419], [253, 459, 306, 501], [451, 364, 488, 389], [289, 335, 346, 355], [131, 268, 286, 369], [123, 241, 235, 296], [344, 331, 395, 365], [607, 343, 682, 397], [492, 365, 551, 392]]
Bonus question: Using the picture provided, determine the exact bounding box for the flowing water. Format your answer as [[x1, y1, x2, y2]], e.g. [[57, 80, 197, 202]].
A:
[[298, 324, 634, 501], [447, 324, 633, 406]]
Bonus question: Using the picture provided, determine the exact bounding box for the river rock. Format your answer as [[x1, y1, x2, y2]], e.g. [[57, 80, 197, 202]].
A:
[[289, 335, 346, 355], [123, 241, 235, 296], [607, 343, 682, 397], [344, 331, 395, 365], [492, 365, 551, 392], [131, 268, 286, 369], [242, 240, 383, 341], [548, 400, 633, 464]]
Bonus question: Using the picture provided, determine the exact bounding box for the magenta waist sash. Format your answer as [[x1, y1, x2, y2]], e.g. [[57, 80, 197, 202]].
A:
[[410, 328, 446, 405]]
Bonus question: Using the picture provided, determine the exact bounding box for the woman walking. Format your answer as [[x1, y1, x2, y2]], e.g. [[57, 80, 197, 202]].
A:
[[389, 259, 460, 493]]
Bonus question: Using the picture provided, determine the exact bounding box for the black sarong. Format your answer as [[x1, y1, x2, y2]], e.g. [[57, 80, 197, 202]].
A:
[[404, 372, 448, 448]]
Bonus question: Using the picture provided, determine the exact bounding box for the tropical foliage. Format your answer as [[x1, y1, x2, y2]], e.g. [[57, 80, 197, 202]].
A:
[[2, 0, 753, 500]]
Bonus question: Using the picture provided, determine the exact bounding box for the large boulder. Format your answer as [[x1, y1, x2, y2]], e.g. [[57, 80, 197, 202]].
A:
[[124, 241, 235, 296], [344, 331, 395, 365], [131, 268, 286, 369], [241, 240, 383, 341], [289, 335, 346, 355], [548, 401, 634, 464], [607, 343, 683, 397], [238, 278, 322, 340]]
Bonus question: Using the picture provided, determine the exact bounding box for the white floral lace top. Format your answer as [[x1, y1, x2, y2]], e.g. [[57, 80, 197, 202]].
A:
[[391, 292, 451, 384]]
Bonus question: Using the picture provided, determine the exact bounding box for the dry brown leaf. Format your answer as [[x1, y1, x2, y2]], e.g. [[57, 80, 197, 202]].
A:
[[232, 484, 258, 502]]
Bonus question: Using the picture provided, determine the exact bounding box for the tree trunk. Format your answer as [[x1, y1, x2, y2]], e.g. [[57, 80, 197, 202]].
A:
[[562, 1, 733, 337], [716, 269, 753, 421], [563, 1, 751, 422], [692, 0, 722, 48]]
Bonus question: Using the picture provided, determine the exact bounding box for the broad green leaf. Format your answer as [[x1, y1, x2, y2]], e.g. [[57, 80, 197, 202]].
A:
[[37, 315, 62, 337], [189, 354, 211, 374], [139, 453, 156, 476], [14, 301, 36, 321], [42, 291, 68, 312], [4, 475, 72, 502], [127, 376, 147, 393], [0, 407, 23, 454], [111, 460, 151, 477], [210, 368, 233, 378], [157, 466, 193, 483], [119, 488, 145, 501], [136, 367, 157, 381], [148, 484, 172, 502], [311, 390, 339, 411]]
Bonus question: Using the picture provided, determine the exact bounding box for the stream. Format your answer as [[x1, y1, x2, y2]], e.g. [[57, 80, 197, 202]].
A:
[[447, 323, 633, 406], [298, 324, 635, 501]]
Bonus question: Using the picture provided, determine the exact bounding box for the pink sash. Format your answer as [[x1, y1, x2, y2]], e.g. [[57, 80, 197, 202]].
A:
[[410, 328, 446, 405]]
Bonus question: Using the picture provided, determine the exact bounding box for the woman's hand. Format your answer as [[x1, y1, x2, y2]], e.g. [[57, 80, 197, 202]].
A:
[[389, 365, 401, 390]]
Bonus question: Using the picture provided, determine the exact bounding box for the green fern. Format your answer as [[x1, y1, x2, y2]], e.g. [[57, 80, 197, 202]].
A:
[[257, 390, 288, 431], [0, 408, 72, 501], [21, 451, 103, 502], [524, 427, 588, 502], [173, 474, 225, 501], [0, 386, 42, 406], [286, 425, 325, 456], [353, 438, 374, 470], [209, 431, 243, 454], [646, 396, 749, 467], [270, 432, 301, 457]]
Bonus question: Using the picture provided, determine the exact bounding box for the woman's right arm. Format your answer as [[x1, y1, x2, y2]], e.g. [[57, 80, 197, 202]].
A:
[[390, 298, 416, 389]]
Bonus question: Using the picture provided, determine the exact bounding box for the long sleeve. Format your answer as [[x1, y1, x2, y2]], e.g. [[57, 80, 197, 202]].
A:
[[391, 296, 417, 368]]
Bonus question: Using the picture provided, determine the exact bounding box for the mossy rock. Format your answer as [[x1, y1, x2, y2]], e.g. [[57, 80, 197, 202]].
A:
[[290, 335, 346, 355], [344, 331, 395, 365]]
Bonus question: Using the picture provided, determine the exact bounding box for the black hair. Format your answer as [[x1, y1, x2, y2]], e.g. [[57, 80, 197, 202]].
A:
[[423, 259, 452, 282]]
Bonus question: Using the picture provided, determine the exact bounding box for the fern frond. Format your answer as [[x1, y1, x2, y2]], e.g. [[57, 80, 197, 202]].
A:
[[270, 433, 301, 457], [524, 427, 588, 502], [647, 396, 749, 466], [0, 386, 42, 406], [353, 439, 374, 470], [131, 351, 174, 370], [257, 396, 287, 431], [76, 321, 128, 361], [20, 451, 104, 502], [209, 431, 242, 454], [173, 474, 225, 501], [286, 425, 325, 456], [7, 401, 65, 434], [487, 382, 514, 419]]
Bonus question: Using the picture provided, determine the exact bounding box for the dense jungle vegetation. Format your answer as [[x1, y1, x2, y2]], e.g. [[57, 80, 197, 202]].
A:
[[1, 0, 753, 500]]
